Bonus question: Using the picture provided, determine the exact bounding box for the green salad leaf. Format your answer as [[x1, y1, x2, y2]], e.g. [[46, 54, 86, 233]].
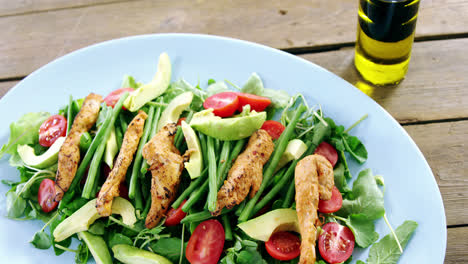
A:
[[240, 73, 290, 108], [30, 230, 52, 250], [366, 221, 418, 264], [220, 236, 265, 264], [6, 190, 26, 218], [0, 112, 50, 166], [337, 169, 385, 220], [108, 232, 133, 249], [121, 75, 139, 89], [333, 162, 351, 194], [342, 134, 368, 164], [75, 241, 90, 264], [151, 237, 186, 263], [344, 214, 379, 248], [207, 81, 229, 96]]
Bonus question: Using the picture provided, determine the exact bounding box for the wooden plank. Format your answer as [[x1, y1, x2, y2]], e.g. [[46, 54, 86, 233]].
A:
[[0, 0, 121, 17], [301, 38, 468, 123], [0, 0, 467, 79], [0, 81, 19, 99], [405, 120, 468, 226], [446, 227, 468, 263]]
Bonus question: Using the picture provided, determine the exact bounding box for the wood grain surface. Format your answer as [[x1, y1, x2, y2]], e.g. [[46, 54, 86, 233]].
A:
[[446, 227, 468, 264], [405, 120, 468, 227], [1, 0, 467, 79], [0, 81, 18, 98], [301, 38, 468, 124], [0, 0, 122, 16]]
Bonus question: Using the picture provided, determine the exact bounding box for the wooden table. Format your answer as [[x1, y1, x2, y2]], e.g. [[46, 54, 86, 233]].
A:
[[0, 1, 466, 262]]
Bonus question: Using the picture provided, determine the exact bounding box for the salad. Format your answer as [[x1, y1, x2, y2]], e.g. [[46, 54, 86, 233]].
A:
[[0, 52, 417, 264]]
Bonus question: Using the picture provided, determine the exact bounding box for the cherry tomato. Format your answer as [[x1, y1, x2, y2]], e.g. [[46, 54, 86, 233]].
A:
[[165, 200, 187, 226], [186, 219, 225, 264], [318, 222, 355, 264], [261, 120, 285, 139], [203, 92, 240, 117], [265, 231, 301, 261], [103, 87, 134, 108], [177, 117, 187, 126], [314, 142, 338, 167], [236, 92, 271, 112], [39, 115, 67, 147], [318, 186, 343, 213], [38, 179, 58, 213]]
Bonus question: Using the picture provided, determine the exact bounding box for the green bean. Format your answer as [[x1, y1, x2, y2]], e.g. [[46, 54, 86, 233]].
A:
[[79, 132, 92, 152], [198, 133, 208, 167], [180, 208, 233, 224], [222, 214, 233, 241], [214, 138, 220, 154], [82, 93, 129, 198], [134, 177, 144, 211], [141, 192, 152, 220], [140, 104, 162, 174], [238, 105, 307, 222], [172, 168, 208, 209], [207, 137, 218, 212], [115, 125, 123, 150], [119, 113, 128, 135], [282, 178, 296, 209], [216, 141, 231, 187], [235, 200, 246, 216], [129, 106, 155, 199], [217, 139, 247, 189], [66, 95, 73, 135], [182, 180, 208, 213]]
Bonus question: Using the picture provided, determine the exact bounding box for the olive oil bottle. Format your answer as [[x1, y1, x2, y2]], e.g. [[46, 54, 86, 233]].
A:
[[355, 0, 420, 85]]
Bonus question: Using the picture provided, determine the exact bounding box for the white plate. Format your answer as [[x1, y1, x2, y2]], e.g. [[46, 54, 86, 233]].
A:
[[0, 34, 446, 263]]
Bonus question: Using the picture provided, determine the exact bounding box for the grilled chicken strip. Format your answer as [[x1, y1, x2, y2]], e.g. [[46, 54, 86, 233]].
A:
[[55, 93, 102, 201], [295, 154, 334, 264], [96, 111, 148, 216], [212, 129, 274, 216], [142, 123, 185, 229]]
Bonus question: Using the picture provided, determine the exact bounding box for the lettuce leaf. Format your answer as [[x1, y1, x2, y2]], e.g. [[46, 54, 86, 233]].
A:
[[240, 73, 290, 108], [0, 112, 50, 166]]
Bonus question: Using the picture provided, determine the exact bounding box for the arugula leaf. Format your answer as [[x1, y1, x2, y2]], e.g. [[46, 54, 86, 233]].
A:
[[344, 214, 379, 248], [88, 220, 105, 235], [75, 241, 90, 264], [220, 235, 266, 264], [0, 112, 50, 165], [151, 237, 185, 263], [342, 134, 368, 164], [333, 162, 351, 194], [240, 73, 290, 108], [337, 169, 385, 220], [6, 191, 26, 218], [208, 79, 216, 85], [30, 230, 52, 249], [357, 261, 367, 264], [108, 232, 133, 249], [367, 221, 418, 264], [165, 79, 206, 110]]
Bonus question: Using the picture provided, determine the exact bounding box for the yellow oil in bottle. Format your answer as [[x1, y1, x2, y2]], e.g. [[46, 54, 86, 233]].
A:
[[355, 0, 420, 85]]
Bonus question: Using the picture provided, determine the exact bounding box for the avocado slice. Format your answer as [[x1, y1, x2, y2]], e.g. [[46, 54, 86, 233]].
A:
[[181, 121, 203, 179], [157, 92, 193, 132], [112, 244, 173, 264], [190, 109, 266, 141], [78, 231, 112, 264], [17, 137, 65, 169], [104, 125, 118, 169], [53, 197, 136, 242], [238, 208, 300, 241], [123, 53, 172, 112], [275, 139, 308, 172]]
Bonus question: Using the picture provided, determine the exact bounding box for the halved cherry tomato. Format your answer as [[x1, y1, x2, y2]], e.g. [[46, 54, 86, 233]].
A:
[[186, 219, 225, 264], [103, 87, 134, 108], [265, 231, 301, 261], [318, 186, 343, 213], [165, 200, 187, 226], [39, 115, 67, 147], [314, 142, 338, 167], [203, 92, 240, 117], [236, 92, 271, 112], [38, 179, 58, 213], [261, 120, 285, 139], [318, 222, 355, 264], [177, 117, 187, 126]]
